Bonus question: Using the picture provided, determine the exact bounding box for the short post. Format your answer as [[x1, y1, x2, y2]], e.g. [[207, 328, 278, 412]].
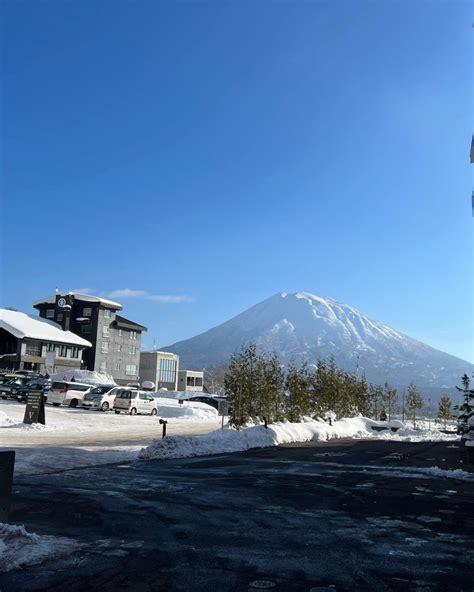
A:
[[0, 451, 15, 523], [159, 418, 168, 438], [263, 416, 268, 429]]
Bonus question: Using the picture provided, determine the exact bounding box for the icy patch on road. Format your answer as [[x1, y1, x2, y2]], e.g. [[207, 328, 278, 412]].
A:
[[0, 522, 78, 572]]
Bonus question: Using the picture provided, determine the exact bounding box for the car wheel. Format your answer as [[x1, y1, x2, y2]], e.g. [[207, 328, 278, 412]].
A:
[[129, 407, 137, 416], [114, 410, 120, 414], [101, 401, 109, 412], [150, 408, 157, 416], [53, 403, 60, 407], [69, 399, 78, 408]]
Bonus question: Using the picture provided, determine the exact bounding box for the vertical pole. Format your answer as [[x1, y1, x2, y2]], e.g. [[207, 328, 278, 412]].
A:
[[402, 390, 405, 423], [221, 413, 224, 430]]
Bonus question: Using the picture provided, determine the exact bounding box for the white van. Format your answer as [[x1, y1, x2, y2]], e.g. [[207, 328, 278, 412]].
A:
[[48, 381, 92, 408], [113, 388, 158, 416], [81, 385, 117, 411]]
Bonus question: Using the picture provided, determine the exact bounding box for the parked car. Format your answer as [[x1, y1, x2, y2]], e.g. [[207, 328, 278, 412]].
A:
[[81, 385, 117, 411], [47, 381, 92, 407], [113, 388, 158, 415], [0, 375, 32, 400], [16, 378, 52, 403]]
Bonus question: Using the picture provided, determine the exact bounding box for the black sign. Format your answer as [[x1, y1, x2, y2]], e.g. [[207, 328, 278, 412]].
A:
[[0, 451, 15, 522], [23, 391, 46, 425]]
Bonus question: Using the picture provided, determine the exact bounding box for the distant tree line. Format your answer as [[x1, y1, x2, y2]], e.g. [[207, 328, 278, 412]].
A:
[[223, 343, 429, 428]]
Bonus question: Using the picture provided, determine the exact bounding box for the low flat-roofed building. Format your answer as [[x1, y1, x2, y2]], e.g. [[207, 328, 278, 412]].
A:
[[177, 369, 204, 392], [139, 351, 179, 391], [0, 308, 91, 374]]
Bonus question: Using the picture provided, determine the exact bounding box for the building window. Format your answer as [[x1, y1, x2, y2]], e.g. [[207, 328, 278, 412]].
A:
[[104, 309, 111, 319], [129, 345, 136, 355], [115, 362, 121, 371], [117, 344, 122, 352], [118, 329, 122, 337], [81, 325, 91, 334], [130, 331, 137, 340], [46, 309, 54, 318], [47, 343, 55, 352], [57, 313, 63, 322], [58, 345, 68, 358], [102, 326, 110, 337], [70, 347, 80, 359], [100, 361, 107, 372], [125, 364, 137, 376], [83, 307, 92, 317], [195, 377, 203, 387], [25, 342, 41, 356], [101, 341, 109, 353]]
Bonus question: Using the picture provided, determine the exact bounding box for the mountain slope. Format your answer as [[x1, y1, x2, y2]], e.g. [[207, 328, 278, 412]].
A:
[[161, 292, 472, 391]]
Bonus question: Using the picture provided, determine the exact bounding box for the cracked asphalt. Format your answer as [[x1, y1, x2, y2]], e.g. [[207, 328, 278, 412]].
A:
[[3, 439, 474, 592]]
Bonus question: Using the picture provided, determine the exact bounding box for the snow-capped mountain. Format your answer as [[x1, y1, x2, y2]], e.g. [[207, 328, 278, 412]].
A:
[[161, 292, 472, 392]]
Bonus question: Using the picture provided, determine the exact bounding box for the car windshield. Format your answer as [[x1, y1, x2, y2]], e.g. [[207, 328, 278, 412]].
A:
[[90, 386, 112, 395], [117, 392, 134, 399]]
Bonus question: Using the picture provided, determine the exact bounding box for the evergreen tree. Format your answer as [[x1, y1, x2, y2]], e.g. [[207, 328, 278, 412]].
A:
[[383, 382, 397, 421], [454, 373, 474, 434], [285, 361, 312, 422], [438, 395, 452, 429], [224, 343, 261, 428], [405, 383, 424, 429], [259, 353, 285, 423]]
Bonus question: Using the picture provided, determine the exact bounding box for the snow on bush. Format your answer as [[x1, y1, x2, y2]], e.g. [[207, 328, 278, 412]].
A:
[[50, 369, 115, 385], [0, 522, 78, 572]]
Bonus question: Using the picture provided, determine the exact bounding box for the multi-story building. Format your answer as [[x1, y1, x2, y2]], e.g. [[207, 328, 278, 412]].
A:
[[139, 351, 179, 391], [33, 292, 147, 384], [0, 308, 91, 373], [177, 370, 204, 392]]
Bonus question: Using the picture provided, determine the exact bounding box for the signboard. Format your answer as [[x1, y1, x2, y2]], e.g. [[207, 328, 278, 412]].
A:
[[0, 451, 15, 522], [45, 350, 56, 370], [23, 391, 46, 425], [218, 400, 229, 417]]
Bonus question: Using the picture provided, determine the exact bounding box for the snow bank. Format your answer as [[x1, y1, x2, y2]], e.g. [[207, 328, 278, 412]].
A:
[[157, 398, 218, 421], [138, 416, 460, 461], [50, 369, 115, 385], [138, 416, 376, 461], [0, 522, 77, 572]]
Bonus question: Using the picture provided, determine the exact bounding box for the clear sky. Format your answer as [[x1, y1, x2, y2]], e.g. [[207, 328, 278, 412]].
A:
[[1, 1, 472, 362]]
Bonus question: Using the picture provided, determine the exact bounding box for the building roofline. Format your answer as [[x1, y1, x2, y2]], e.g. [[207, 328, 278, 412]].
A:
[[33, 292, 122, 310]]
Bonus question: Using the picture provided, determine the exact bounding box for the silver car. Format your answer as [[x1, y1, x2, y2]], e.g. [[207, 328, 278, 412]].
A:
[[113, 389, 158, 416]]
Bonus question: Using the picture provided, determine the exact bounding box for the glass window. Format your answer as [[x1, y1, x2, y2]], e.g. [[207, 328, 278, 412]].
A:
[[102, 326, 110, 336], [81, 325, 91, 334], [125, 364, 137, 376], [101, 341, 109, 353], [129, 345, 136, 355], [115, 362, 121, 371], [195, 377, 203, 387], [104, 309, 111, 318], [117, 344, 122, 352], [83, 307, 92, 317], [118, 329, 122, 337], [100, 361, 107, 371], [46, 309, 54, 318]]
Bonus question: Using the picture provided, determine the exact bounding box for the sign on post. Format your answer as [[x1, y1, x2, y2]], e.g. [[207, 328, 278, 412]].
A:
[[0, 451, 15, 522], [218, 399, 229, 430], [23, 391, 46, 425]]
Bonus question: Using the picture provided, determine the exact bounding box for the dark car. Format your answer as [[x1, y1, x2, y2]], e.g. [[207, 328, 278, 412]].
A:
[[0, 375, 32, 400], [15, 378, 52, 403]]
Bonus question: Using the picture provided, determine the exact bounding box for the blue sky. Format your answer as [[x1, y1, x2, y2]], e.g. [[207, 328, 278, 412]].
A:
[[1, 1, 472, 362]]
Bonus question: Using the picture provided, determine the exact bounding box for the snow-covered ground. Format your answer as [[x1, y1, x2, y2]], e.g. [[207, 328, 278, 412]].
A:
[[0, 398, 220, 475], [139, 416, 460, 461]]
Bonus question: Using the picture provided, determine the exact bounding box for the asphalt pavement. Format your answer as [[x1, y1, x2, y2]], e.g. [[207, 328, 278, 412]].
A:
[[3, 439, 474, 592]]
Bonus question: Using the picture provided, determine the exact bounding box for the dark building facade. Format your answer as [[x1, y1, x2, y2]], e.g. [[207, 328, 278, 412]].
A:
[[33, 293, 147, 384]]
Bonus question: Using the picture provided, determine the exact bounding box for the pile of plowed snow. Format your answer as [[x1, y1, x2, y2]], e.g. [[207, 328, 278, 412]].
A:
[[138, 416, 459, 461]]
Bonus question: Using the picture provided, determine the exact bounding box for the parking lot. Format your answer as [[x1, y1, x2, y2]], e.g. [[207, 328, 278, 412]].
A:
[[3, 439, 474, 592]]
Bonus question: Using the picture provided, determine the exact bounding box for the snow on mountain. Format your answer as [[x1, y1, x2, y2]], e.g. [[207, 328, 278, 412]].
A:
[[161, 292, 472, 393]]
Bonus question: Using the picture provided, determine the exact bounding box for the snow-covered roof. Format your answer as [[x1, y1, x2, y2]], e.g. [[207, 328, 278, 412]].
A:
[[32, 292, 122, 310], [0, 309, 92, 347]]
